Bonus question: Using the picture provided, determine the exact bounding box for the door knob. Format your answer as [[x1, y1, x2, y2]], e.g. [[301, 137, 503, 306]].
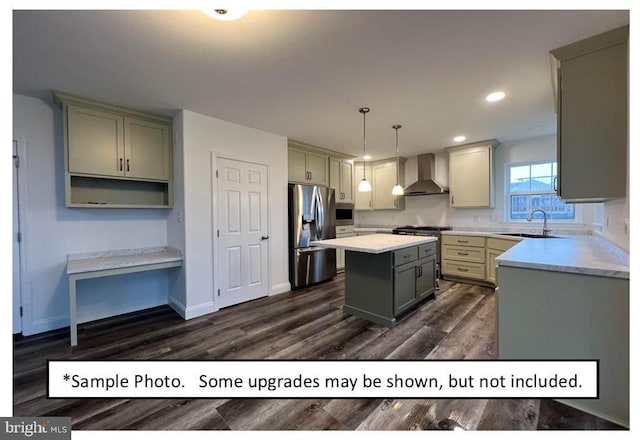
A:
[[261, 235, 269, 240]]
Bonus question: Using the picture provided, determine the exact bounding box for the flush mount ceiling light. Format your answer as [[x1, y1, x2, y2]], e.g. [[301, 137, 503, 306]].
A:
[[363, 154, 372, 160], [486, 91, 506, 102], [202, 8, 248, 21], [453, 135, 466, 143], [391, 124, 404, 196], [358, 107, 372, 193]]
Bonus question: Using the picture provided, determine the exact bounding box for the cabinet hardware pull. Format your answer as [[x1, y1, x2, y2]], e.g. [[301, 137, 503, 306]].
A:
[[119, 158, 123, 171], [451, 195, 455, 205], [457, 268, 469, 272], [553, 176, 558, 192], [369, 200, 372, 207], [126, 159, 130, 172], [457, 240, 468, 243], [458, 252, 469, 256], [261, 235, 269, 240], [309, 171, 312, 180]]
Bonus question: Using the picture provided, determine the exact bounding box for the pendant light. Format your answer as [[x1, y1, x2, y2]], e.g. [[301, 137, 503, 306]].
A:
[[391, 124, 404, 196], [358, 107, 372, 192]]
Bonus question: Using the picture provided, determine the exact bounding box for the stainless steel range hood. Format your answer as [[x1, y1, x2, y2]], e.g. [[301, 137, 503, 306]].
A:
[[403, 153, 449, 196]]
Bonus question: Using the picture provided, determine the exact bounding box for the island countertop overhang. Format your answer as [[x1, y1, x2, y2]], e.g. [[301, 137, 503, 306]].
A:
[[311, 235, 437, 254]]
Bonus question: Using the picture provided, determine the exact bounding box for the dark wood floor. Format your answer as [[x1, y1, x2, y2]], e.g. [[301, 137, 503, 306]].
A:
[[13, 275, 624, 430]]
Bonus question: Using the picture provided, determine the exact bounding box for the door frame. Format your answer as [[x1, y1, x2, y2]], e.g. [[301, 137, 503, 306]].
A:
[[13, 137, 31, 335], [210, 152, 271, 311]]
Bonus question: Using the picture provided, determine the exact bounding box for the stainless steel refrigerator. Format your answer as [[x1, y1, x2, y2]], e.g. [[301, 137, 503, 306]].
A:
[[288, 183, 337, 289]]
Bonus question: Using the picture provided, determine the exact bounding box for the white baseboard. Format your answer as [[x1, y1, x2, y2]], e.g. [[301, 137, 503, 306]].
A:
[[270, 282, 291, 296], [169, 296, 217, 320], [168, 296, 186, 318], [26, 298, 168, 336], [28, 313, 69, 336]]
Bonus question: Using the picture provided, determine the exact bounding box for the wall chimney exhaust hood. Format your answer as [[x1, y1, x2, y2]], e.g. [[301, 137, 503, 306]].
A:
[[403, 153, 449, 196]]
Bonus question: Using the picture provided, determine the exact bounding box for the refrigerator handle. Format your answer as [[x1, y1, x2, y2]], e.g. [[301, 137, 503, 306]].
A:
[[315, 188, 324, 237]]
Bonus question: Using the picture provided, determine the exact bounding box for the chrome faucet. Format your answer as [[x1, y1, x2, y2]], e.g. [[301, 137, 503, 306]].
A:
[[527, 209, 550, 236]]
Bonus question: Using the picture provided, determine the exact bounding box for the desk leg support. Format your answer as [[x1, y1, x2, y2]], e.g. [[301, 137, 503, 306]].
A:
[[69, 275, 78, 346]]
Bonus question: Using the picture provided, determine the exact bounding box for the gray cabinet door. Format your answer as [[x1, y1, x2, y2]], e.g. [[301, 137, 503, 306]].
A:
[[558, 42, 627, 201], [67, 105, 124, 176], [288, 147, 308, 183], [394, 263, 417, 315], [341, 160, 354, 203], [307, 151, 328, 186], [124, 117, 171, 180], [416, 257, 436, 300]]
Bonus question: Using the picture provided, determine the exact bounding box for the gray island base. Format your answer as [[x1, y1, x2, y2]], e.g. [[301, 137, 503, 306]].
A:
[[311, 235, 438, 327]]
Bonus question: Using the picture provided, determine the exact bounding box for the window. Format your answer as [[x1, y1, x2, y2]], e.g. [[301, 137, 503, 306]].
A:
[[506, 161, 575, 221]]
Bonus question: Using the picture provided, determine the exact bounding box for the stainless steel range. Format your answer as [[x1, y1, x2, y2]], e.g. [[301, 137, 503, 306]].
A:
[[391, 225, 452, 278]]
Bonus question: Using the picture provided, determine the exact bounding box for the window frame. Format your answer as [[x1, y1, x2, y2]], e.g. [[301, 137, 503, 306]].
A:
[[504, 159, 579, 223]]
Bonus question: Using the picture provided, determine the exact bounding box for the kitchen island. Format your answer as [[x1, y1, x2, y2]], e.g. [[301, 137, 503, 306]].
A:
[[495, 235, 629, 426], [312, 235, 438, 327]]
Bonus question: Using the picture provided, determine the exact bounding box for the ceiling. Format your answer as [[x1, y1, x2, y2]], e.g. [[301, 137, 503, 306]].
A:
[[13, 9, 629, 159]]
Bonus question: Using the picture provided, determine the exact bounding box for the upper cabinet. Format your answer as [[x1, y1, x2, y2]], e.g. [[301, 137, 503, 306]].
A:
[[355, 157, 406, 211], [446, 140, 498, 208], [67, 106, 171, 181], [550, 25, 628, 202], [329, 157, 354, 203], [287, 141, 329, 186], [354, 163, 372, 209], [55, 92, 173, 208]]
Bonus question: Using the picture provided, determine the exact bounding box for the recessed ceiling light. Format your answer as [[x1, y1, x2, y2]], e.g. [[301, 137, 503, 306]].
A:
[[486, 91, 506, 102], [202, 8, 248, 21], [453, 135, 466, 143], [363, 155, 372, 160]]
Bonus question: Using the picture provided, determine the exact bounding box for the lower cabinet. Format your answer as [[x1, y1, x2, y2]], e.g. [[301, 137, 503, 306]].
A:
[[336, 225, 355, 272], [442, 234, 520, 286], [442, 234, 486, 282], [394, 249, 436, 315], [498, 264, 629, 425], [486, 238, 518, 284], [343, 242, 437, 327]]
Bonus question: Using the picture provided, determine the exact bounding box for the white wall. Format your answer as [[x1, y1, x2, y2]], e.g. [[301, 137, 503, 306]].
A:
[[600, 199, 629, 251], [168, 110, 289, 319], [13, 94, 171, 335], [356, 135, 598, 231]]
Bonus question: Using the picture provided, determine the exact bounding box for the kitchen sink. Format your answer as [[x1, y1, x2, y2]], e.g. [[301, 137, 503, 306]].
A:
[[497, 233, 561, 239]]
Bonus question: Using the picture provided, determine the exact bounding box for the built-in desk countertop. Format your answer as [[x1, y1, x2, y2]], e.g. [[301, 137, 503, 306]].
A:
[[66, 246, 183, 346]]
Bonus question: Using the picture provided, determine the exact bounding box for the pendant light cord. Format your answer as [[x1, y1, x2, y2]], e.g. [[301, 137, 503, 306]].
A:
[[393, 124, 401, 186], [359, 107, 370, 179]]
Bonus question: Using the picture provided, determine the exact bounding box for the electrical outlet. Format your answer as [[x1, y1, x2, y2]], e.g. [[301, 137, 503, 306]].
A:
[[177, 211, 183, 223]]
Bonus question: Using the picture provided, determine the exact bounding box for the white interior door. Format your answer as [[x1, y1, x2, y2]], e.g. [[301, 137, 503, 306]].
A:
[[217, 158, 269, 308], [13, 140, 22, 334]]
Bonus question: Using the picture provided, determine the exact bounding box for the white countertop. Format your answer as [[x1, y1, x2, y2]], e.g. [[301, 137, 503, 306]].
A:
[[496, 235, 629, 279], [311, 235, 437, 254], [67, 246, 183, 274], [353, 227, 395, 233], [441, 230, 524, 241]]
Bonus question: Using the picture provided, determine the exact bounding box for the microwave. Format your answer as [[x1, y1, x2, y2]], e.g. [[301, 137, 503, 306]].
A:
[[335, 203, 354, 226]]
